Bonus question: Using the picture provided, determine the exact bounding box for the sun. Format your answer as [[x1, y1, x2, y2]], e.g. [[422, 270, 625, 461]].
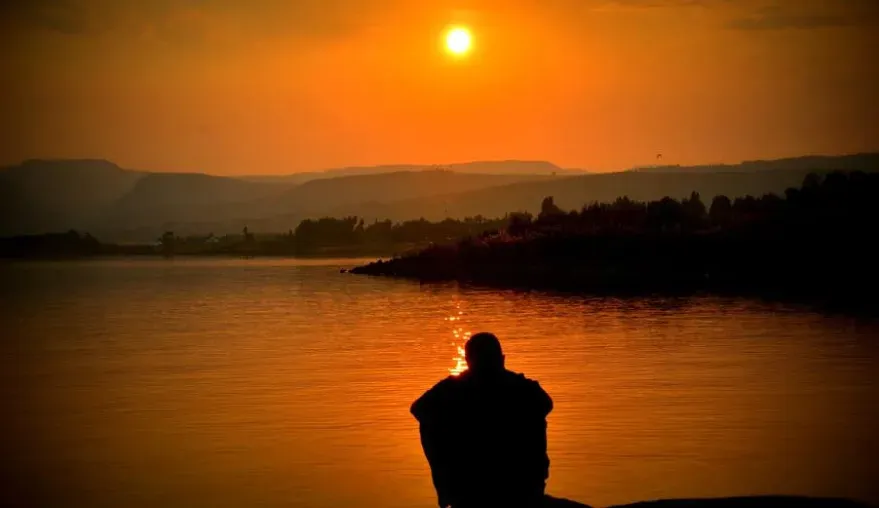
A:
[[445, 27, 472, 55]]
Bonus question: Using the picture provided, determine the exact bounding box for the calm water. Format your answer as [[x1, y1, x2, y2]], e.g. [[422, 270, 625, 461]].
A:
[[3, 259, 878, 508]]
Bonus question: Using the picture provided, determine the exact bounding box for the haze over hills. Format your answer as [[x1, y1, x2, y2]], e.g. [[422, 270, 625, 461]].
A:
[[1, 154, 876, 242], [0, 159, 560, 240], [95, 170, 556, 241], [327, 169, 828, 222], [630, 153, 879, 173], [0, 159, 144, 236], [241, 160, 566, 183], [97, 172, 291, 241], [276, 170, 555, 212]]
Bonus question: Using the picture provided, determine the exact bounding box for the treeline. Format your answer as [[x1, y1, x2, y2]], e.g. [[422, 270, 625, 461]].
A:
[[0, 230, 160, 258], [502, 171, 868, 237], [0, 230, 106, 258], [160, 216, 511, 256], [5, 170, 877, 269], [352, 171, 879, 303], [0, 216, 511, 258], [290, 216, 508, 253]]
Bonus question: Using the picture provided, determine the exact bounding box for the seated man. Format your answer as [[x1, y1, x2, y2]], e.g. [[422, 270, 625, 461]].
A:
[[411, 332, 553, 508]]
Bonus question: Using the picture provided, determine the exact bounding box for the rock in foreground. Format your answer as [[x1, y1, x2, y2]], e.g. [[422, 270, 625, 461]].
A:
[[545, 495, 870, 508]]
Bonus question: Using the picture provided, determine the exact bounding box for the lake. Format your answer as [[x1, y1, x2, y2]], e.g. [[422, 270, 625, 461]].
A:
[[3, 259, 878, 508]]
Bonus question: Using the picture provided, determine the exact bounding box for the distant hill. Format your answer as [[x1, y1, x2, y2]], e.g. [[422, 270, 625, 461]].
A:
[[1, 153, 875, 242], [97, 170, 549, 241], [0, 159, 556, 240], [238, 172, 324, 185], [98, 172, 291, 241], [276, 170, 555, 213], [327, 168, 850, 222], [320, 160, 565, 177], [241, 160, 566, 183], [115, 172, 282, 209], [631, 153, 879, 173], [0, 159, 144, 236]]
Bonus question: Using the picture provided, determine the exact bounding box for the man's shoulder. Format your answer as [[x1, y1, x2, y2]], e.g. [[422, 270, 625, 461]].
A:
[[504, 370, 553, 413], [437, 374, 461, 386], [505, 370, 543, 389], [428, 375, 462, 394], [411, 375, 461, 420]]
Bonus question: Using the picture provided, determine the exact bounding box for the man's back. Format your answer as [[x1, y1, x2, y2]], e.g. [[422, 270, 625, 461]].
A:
[[412, 365, 553, 507]]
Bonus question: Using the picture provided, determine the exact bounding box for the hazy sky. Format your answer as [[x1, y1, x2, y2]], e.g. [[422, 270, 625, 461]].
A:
[[2, 0, 877, 174]]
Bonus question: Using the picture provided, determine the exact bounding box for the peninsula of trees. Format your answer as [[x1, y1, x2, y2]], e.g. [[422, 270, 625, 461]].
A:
[[351, 171, 879, 303]]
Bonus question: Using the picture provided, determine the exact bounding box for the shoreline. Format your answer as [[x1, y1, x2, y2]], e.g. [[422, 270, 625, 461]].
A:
[[604, 496, 872, 508], [0, 251, 390, 262], [350, 267, 879, 316]]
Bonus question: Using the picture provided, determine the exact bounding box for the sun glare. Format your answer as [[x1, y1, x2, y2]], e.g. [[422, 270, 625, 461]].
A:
[[445, 27, 472, 55]]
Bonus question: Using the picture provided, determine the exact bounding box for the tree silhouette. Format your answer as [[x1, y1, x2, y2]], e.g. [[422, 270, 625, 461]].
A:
[[802, 172, 821, 190], [538, 196, 563, 220], [508, 212, 533, 237], [709, 195, 732, 226], [354, 170, 879, 301], [647, 197, 684, 231], [681, 191, 707, 229]]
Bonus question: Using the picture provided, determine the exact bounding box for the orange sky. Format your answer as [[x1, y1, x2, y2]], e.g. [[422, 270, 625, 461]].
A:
[[2, 0, 877, 174]]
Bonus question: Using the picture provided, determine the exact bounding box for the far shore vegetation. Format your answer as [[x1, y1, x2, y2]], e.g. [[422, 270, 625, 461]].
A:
[[0, 216, 511, 259], [4, 170, 878, 306], [351, 170, 879, 303]]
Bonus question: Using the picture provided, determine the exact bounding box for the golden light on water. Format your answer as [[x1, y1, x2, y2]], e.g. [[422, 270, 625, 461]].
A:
[[447, 307, 471, 376], [450, 343, 468, 376]]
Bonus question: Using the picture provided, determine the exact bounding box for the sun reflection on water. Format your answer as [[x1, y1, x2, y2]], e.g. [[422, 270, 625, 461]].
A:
[[447, 306, 471, 376]]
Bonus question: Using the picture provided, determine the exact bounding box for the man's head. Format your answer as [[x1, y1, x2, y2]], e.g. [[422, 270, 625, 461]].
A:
[[464, 332, 505, 374]]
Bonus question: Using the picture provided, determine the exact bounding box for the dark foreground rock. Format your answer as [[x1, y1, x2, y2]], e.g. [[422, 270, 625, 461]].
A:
[[609, 496, 871, 508], [544, 495, 871, 508], [349, 227, 879, 311]]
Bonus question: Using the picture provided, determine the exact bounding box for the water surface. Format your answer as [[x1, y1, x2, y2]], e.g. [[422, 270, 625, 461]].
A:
[[4, 259, 878, 507]]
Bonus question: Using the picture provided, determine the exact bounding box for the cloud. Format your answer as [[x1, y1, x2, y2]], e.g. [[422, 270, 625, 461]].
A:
[[1, 0, 92, 34], [574, 0, 721, 12], [11, 0, 876, 42], [601, 0, 720, 7], [728, 2, 879, 30], [730, 8, 850, 30], [0, 0, 412, 47]]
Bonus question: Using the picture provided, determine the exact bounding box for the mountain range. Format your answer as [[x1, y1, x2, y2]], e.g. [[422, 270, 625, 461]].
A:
[[1, 153, 876, 242], [241, 160, 566, 184]]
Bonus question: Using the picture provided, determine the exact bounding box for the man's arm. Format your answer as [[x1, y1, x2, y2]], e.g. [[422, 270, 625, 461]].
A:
[[536, 381, 553, 417], [517, 375, 552, 417], [419, 421, 454, 507], [411, 379, 456, 507], [525, 378, 553, 483]]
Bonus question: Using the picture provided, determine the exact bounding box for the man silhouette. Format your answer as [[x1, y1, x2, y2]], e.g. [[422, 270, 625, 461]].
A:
[[411, 332, 553, 508]]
